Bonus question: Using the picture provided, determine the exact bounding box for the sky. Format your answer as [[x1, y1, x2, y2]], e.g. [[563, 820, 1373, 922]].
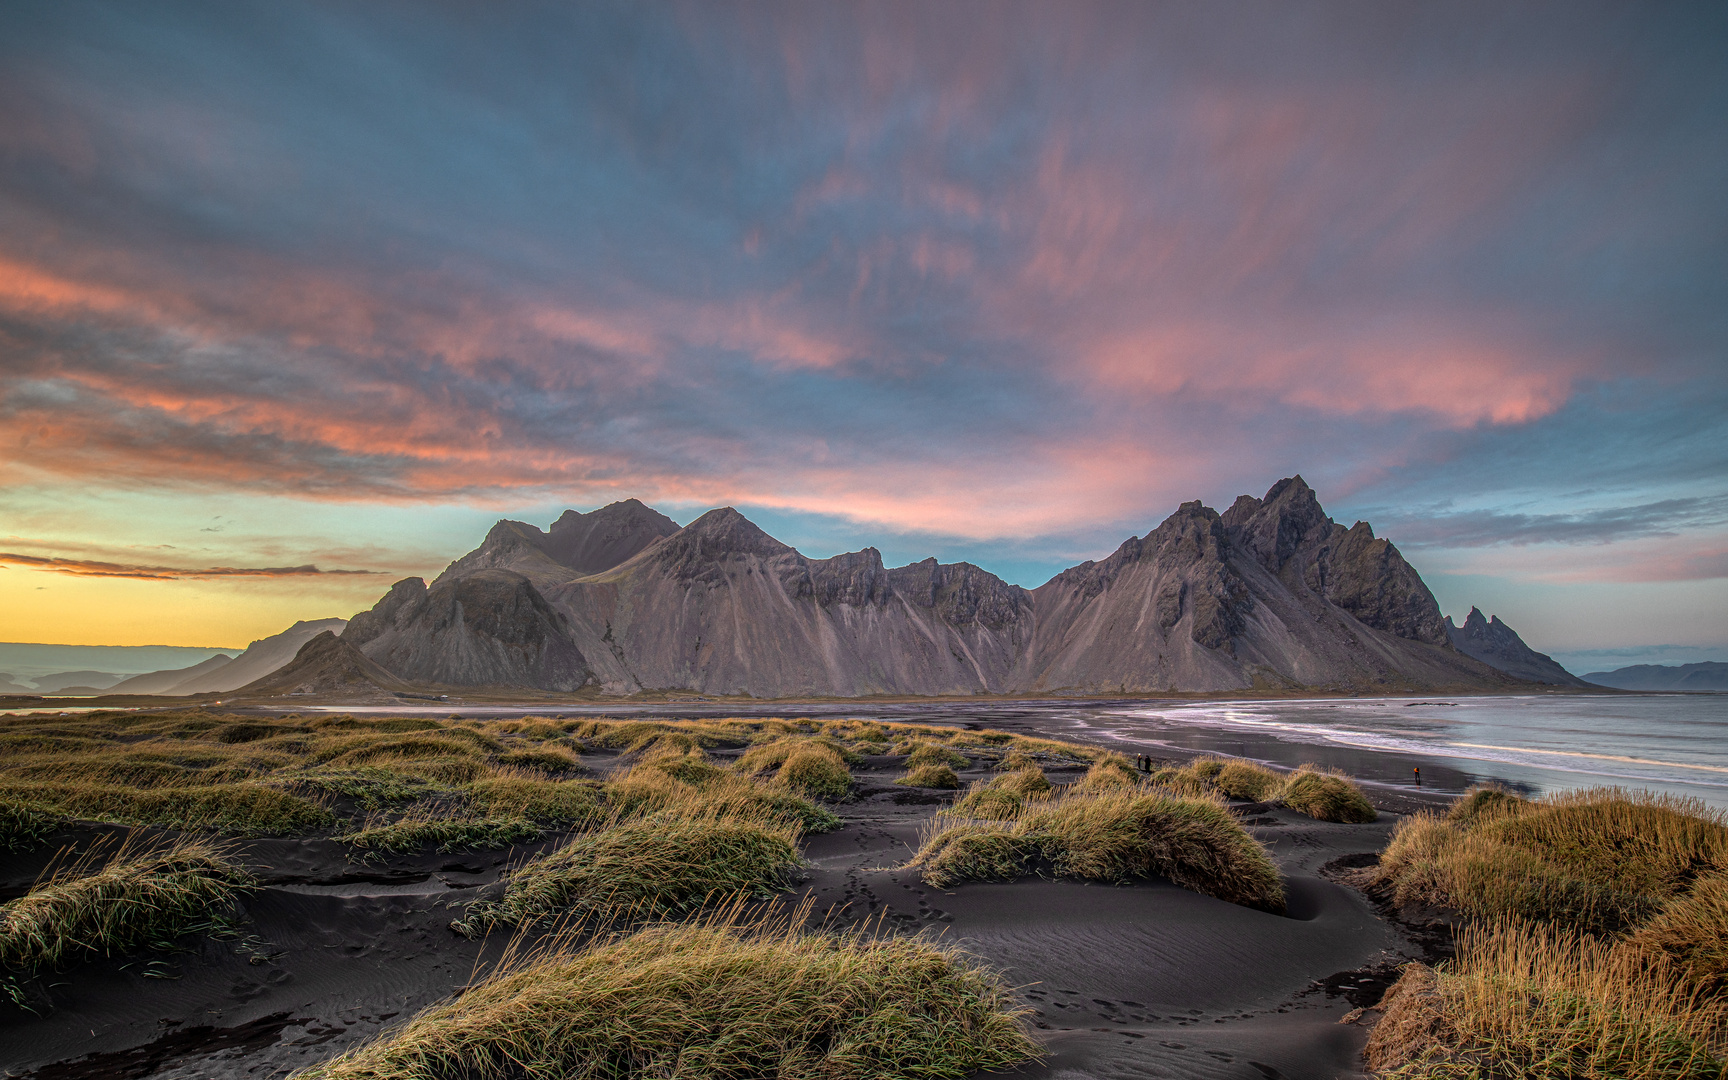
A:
[[1, 1, 1724, 671]]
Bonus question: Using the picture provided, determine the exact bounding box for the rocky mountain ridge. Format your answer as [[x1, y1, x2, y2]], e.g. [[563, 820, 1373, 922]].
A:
[[1445, 607, 1587, 687], [315, 479, 1536, 699]]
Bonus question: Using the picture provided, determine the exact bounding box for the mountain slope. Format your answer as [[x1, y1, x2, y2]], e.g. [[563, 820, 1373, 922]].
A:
[[540, 508, 1034, 697], [1024, 479, 1506, 693], [107, 654, 234, 695], [343, 479, 1526, 698], [343, 570, 593, 691], [166, 619, 349, 694], [434, 499, 680, 589], [232, 631, 414, 701], [1445, 608, 1587, 686]]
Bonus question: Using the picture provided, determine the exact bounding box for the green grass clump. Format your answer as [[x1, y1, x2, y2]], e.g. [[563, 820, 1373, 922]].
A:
[[902, 742, 970, 770], [1212, 760, 1283, 802], [911, 790, 1284, 913], [1365, 920, 1728, 1080], [773, 744, 853, 801], [0, 796, 57, 852], [993, 766, 1052, 798], [606, 762, 841, 833], [896, 764, 961, 790], [300, 907, 1038, 1080], [454, 815, 802, 934], [948, 785, 1025, 821], [0, 838, 252, 975], [468, 776, 605, 826], [0, 781, 332, 835], [649, 754, 726, 785], [339, 815, 540, 854], [284, 767, 447, 809], [1075, 752, 1139, 792], [1278, 766, 1376, 823], [496, 747, 584, 774]]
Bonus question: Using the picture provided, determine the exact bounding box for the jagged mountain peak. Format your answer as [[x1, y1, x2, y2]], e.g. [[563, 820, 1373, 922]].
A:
[[663, 507, 792, 557], [1447, 607, 1586, 686]]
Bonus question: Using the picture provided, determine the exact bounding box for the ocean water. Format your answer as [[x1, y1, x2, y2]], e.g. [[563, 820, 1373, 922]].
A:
[[1082, 694, 1728, 809]]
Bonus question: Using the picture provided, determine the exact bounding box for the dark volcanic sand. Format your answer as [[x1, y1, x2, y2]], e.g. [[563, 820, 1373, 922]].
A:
[[1, 726, 1451, 1080]]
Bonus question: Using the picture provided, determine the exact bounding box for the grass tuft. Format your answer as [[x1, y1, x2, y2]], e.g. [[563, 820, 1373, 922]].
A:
[[911, 789, 1284, 912], [1366, 920, 1728, 1079], [1212, 760, 1283, 802], [896, 764, 961, 790], [0, 837, 252, 975], [300, 904, 1037, 1080], [0, 796, 58, 852], [902, 742, 970, 770], [454, 814, 802, 934], [338, 814, 540, 854], [1373, 788, 1728, 934], [1278, 766, 1377, 823]]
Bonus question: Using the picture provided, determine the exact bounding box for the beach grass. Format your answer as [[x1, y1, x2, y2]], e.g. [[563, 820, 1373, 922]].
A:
[[301, 904, 1037, 1080], [911, 789, 1285, 912], [1279, 766, 1377, 823], [0, 836, 252, 975], [902, 742, 971, 770], [1366, 920, 1728, 1079], [453, 814, 802, 934], [895, 764, 961, 790], [338, 813, 541, 854], [0, 795, 58, 852], [1374, 787, 1728, 933], [1212, 759, 1283, 802]]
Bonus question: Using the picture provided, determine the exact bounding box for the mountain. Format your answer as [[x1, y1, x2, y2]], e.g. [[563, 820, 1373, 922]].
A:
[[0, 674, 33, 694], [31, 670, 126, 693], [526, 507, 1035, 697], [433, 499, 681, 589], [166, 618, 349, 694], [343, 570, 593, 690], [106, 654, 234, 695], [1584, 661, 1728, 691], [1445, 608, 1588, 687], [1023, 479, 1503, 693], [340, 477, 1528, 698], [232, 631, 414, 701]]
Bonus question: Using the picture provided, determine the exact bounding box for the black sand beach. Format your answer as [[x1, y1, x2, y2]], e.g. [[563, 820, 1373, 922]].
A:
[[0, 705, 1461, 1080]]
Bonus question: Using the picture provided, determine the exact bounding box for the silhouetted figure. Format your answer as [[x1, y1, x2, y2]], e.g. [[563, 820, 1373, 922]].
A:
[[1413, 766, 1421, 785]]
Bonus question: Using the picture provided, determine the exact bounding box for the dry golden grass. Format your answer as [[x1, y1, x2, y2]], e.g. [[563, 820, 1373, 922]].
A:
[[1624, 871, 1728, 998], [301, 903, 1037, 1080], [902, 742, 970, 770], [1279, 766, 1377, 823], [895, 764, 961, 790], [1374, 788, 1728, 933], [453, 813, 803, 934], [911, 788, 1284, 912], [0, 836, 251, 975], [1212, 759, 1283, 802], [1366, 920, 1728, 1079], [1074, 752, 1139, 792]]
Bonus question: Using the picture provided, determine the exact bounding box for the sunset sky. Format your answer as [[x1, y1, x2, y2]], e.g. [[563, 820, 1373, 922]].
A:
[[2, 2, 1724, 672]]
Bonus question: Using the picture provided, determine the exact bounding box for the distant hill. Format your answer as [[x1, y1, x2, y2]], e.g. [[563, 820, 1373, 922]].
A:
[[1444, 608, 1587, 686], [165, 619, 348, 694], [0, 642, 236, 686], [1584, 661, 1728, 691], [30, 670, 127, 694], [341, 477, 1523, 696], [106, 653, 235, 695]]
